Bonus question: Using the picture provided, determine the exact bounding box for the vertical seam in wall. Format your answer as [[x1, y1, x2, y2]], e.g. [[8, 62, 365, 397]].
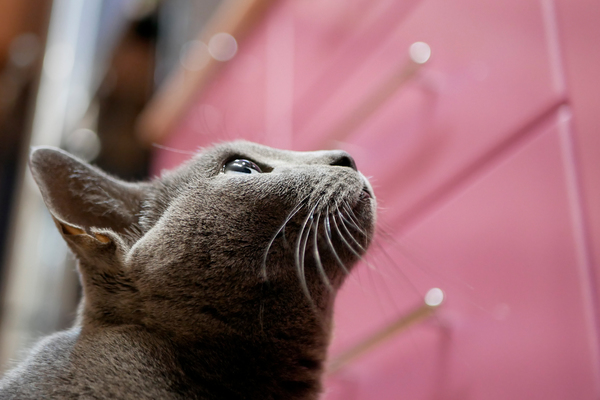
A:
[[542, 0, 600, 394], [557, 107, 600, 395], [540, 0, 567, 94]]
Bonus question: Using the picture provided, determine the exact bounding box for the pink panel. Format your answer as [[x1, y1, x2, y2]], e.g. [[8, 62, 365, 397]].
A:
[[290, 0, 423, 128], [326, 113, 600, 399]]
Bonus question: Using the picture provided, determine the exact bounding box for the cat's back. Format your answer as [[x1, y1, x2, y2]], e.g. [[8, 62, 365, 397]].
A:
[[0, 327, 184, 400]]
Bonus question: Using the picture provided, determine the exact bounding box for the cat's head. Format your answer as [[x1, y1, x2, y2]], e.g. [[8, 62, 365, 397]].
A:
[[30, 141, 376, 341]]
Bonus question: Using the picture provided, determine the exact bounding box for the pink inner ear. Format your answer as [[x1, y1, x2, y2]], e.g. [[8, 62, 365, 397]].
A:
[[59, 222, 85, 236], [94, 234, 111, 243], [57, 219, 111, 244]]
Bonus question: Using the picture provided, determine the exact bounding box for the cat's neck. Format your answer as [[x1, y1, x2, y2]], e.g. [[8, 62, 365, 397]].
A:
[[73, 317, 327, 399], [175, 327, 328, 399], [78, 285, 332, 399]]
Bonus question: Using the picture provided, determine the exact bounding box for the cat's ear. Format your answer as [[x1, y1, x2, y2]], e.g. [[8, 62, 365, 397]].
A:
[[29, 146, 145, 247]]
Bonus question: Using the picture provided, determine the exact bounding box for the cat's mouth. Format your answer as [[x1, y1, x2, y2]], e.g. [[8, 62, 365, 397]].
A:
[[360, 186, 372, 200]]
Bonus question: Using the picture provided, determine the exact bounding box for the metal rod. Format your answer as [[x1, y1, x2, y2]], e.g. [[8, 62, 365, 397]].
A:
[[327, 287, 443, 374], [317, 41, 431, 149]]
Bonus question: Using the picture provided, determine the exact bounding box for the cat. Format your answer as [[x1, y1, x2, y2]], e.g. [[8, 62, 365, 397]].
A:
[[0, 140, 376, 399]]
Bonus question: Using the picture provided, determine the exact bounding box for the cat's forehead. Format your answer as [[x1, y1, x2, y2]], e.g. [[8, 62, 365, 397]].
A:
[[199, 140, 344, 166]]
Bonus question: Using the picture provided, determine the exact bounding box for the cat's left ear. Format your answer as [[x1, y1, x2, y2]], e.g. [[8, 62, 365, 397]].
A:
[[29, 146, 146, 245]]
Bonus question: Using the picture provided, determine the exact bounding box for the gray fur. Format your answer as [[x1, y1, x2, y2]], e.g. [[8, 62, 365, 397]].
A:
[[0, 141, 376, 399]]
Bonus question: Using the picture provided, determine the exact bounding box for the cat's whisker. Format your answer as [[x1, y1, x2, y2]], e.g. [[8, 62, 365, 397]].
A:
[[367, 237, 424, 297], [339, 206, 369, 251], [374, 223, 447, 281], [331, 212, 363, 262], [342, 201, 369, 239], [337, 210, 367, 253], [150, 143, 197, 156], [259, 282, 267, 334], [312, 210, 332, 292], [374, 223, 399, 245], [295, 201, 319, 301], [324, 207, 350, 276], [261, 196, 309, 280], [334, 213, 381, 273], [341, 202, 372, 253]]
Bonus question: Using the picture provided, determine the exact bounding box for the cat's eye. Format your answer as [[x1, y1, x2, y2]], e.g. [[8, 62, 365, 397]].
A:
[[223, 159, 262, 175]]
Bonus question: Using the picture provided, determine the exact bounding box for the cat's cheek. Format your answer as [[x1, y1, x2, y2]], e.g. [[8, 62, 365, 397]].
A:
[[367, 197, 378, 227], [125, 225, 168, 274]]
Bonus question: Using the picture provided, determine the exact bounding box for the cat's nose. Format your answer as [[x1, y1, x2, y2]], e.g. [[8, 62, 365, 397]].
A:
[[329, 151, 357, 171]]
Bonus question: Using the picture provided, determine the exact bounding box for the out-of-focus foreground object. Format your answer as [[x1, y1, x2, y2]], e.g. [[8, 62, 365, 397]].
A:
[[143, 0, 600, 399], [138, 0, 278, 144], [0, 0, 164, 369]]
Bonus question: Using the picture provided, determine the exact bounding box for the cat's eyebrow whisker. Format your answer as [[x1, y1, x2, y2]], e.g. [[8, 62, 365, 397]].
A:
[[296, 201, 319, 301], [261, 196, 309, 280], [324, 208, 350, 276], [312, 211, 332, 292], [150, 143, 197, 156]]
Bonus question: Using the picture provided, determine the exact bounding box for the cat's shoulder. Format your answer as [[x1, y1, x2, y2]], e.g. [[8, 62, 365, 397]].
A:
[[0, 328, 79, 398], [0, 327, 183, 400]]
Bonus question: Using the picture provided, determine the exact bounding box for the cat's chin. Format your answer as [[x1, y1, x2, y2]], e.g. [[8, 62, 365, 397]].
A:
[[360, 187, 372, 200]]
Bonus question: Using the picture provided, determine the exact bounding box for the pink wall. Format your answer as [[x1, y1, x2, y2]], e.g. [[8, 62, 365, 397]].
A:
[[153, 0, 600, 398]]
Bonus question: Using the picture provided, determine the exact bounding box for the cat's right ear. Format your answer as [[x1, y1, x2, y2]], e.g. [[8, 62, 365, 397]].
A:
[[29, 146, 146, 249]]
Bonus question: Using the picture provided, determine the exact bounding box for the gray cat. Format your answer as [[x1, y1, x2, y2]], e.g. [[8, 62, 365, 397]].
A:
[[0, 140, 376, 399]]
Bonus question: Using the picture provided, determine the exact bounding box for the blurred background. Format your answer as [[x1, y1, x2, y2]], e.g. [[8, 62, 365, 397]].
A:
[[0, 0, 599, 399]]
